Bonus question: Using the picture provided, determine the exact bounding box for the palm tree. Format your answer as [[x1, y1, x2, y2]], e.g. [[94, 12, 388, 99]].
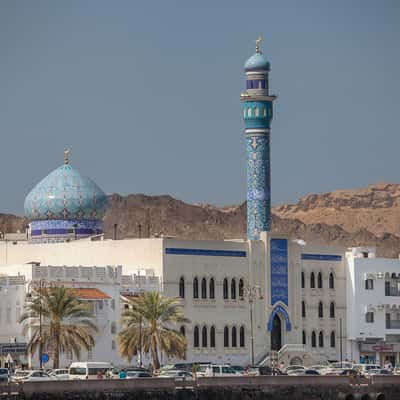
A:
[[118, 292, 189, 369], [19, 285, 98, 369]]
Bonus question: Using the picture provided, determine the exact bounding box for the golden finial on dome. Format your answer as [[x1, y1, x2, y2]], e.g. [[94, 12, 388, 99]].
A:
[[255, 36, 262, 54], [64, 148, 70, 165]]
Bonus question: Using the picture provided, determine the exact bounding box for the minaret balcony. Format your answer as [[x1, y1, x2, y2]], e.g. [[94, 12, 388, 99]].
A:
[[240, 91, 277, 102]]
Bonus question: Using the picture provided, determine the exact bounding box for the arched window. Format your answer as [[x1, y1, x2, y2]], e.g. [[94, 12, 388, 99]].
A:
[[240, 326, 245, 347], [201, 278, 207, 299], [301, 271, 305, 289], [231, 326, 237, 347], [263, 108, 267, 117], [193, 277, 199, 299], [302, 301, 306, 318], [318, 272, 323, 289], [247, 108, 252, 117], [318, 302, 323, 318], [329, 273, 334, 289], [231, 278, 236, 300], [302, 330, 306, 345], [330, 331, 336, 348], [111, 322, 116, 334], [255, 107, 259, 117], [210, 326, 216, 348], [224, 326, 229, 348], [330, 302, 335, 318], [310, 272, 315, 289], [319, 331, 324, 347], [223, 278, 228, 299], [209, 278, 215, 299], [311, 331, 316, 348], [194, 326, 199, 348], [202, 326, 208, 347], [179, 277, 185, 298], [238, 279, 244, 299], [180, 326, 185, 337]]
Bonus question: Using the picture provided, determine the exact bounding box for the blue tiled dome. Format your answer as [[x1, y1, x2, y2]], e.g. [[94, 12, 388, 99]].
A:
[[244, 53, 270, 72], [24, 164, 108, 221]]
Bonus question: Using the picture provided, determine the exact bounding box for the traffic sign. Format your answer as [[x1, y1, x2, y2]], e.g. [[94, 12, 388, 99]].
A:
[[41, 353, 49, 364]]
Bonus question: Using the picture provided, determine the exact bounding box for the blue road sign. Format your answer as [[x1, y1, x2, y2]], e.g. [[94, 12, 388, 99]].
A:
[[41, 353, 49, 364]]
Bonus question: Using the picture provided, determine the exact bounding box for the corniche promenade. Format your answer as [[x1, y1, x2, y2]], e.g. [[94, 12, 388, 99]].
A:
[[0, 375, 398, 400]]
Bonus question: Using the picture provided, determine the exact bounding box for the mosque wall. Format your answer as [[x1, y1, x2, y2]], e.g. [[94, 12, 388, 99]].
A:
[[0, 238, 164, 276]]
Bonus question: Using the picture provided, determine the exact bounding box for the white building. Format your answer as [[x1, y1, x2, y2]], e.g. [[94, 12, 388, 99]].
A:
[[0, 234, 348, 368], [346, 247, 400, 367]]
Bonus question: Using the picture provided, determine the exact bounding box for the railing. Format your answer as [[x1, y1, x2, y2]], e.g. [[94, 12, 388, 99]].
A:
[[386, 320, 400, 329]]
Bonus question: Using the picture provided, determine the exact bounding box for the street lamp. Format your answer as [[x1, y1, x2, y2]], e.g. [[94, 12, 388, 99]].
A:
[[29, 279, 49, 369], [242, 285, 263, 365]]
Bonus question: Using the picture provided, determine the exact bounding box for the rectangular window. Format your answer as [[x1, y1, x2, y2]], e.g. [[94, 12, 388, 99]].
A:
[[246, 80, 251, 89], [365, 279, 374, 290], [366, 312, 374, 323], [261, 80, 266, 89]]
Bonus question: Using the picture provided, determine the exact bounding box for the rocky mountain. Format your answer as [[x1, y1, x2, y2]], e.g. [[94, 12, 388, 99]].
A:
[[2, 183, 400, 258]]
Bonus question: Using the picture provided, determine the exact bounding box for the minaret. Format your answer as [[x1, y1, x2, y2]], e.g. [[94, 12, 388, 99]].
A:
[[241, 38, 277, 240]]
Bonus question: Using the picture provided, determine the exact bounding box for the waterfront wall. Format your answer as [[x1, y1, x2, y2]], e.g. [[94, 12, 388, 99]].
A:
[[0, 376, 398, 400]]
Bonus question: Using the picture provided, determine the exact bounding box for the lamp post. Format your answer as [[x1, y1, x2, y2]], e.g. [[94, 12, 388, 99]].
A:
[[29, 279, 48, 369], [340, 317, 343, 368], [242, 285, 262, 365]]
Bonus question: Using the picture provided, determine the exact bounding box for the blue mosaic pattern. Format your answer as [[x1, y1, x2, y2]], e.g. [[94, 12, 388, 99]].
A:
[[301, 254, 342, 261], [24, 164, 108, 221], [267, 304, 291, 332], [244, 53, 270, 72], [270, 238, 288, 306], [30, 219, 103, 243], [165, 248, 246, 257], [246, 134, 271, 240]]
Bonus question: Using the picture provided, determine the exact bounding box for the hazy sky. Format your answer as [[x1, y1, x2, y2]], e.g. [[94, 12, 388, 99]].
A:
[[1, 0, 399, 215]]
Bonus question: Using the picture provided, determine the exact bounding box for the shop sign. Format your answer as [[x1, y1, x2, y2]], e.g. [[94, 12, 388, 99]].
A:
[[0, 343, 27, 354], [372, 344, 394, 352]]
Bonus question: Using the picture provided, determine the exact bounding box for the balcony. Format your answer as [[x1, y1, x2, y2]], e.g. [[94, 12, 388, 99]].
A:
[[386, 320, 400, 329]]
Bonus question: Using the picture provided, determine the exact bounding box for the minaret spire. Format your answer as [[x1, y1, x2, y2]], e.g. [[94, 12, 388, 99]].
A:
[[64, 148, 70, 165], [255, 36, 262, 54]]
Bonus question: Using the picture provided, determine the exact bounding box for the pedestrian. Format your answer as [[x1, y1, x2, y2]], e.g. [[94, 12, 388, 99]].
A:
[[97, 370, 104, 380]]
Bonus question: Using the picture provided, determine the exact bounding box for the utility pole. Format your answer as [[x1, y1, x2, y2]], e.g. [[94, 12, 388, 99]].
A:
[[340, 317, 343, 368], [243, 285, 262, 365], [38, 280, 44, 369], [139, 315, 142, 367]]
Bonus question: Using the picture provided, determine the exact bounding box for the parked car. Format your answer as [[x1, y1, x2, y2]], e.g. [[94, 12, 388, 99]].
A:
[[359, 364, 382, 375], [158, 370, 193, 380], [69, 362, 113, 380], [49, 369, 69, 380], [20, 370, 55, 382], [229, 365, 246, 374], [11, 370, 32, 383], [126, 370, 152, 379], [393, 365, 400, 375], [285, 365, 305, 375], [303, 369, 320, 375], [0, 368, 9, 383]]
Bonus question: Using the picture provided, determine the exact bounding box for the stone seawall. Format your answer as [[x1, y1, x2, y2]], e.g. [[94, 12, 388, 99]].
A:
[[0, 376, 398, 400]]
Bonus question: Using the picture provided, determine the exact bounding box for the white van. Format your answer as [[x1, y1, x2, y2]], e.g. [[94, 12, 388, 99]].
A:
[[69, 362, 113, 380]]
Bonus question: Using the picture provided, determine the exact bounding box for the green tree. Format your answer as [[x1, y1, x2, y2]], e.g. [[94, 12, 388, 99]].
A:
[[19, 285, 98, 369], [118, 292, 189, 369]]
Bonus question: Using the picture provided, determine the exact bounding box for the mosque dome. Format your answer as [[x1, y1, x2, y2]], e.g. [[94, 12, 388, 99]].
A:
[[24, 159, 108, 222], [244, 53, 270, 72]]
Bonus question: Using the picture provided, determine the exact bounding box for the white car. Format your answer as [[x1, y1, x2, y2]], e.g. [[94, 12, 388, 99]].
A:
[[49, 369, 69, 380], [20, 370, 55, 382], [158, 370, 193, 380], [11, 370, 32, 383], [285, 365, 305, 375]]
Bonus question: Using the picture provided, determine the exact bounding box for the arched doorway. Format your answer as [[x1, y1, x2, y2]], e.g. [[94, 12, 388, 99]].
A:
[[271, 314, 282, 351]]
